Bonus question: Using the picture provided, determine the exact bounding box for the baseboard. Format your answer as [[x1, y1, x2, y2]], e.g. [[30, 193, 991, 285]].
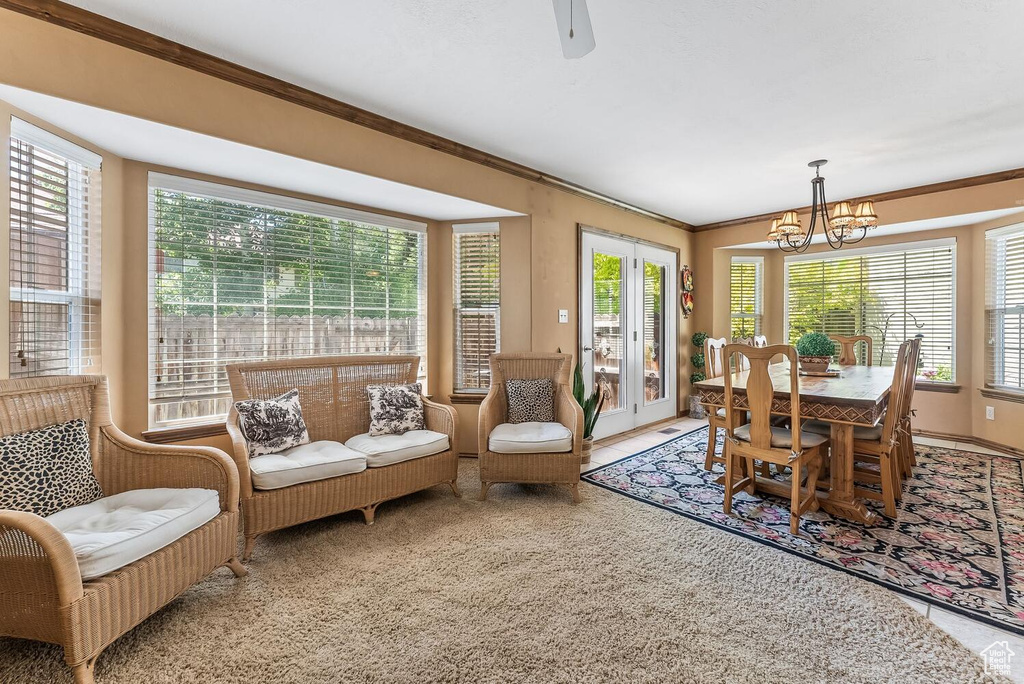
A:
[[913, 428, 1024, 459]]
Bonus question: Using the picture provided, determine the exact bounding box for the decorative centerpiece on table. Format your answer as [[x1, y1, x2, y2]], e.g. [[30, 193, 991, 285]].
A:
[[688, 331, 708, 419], [571, 359, 605, 465], [795, 332, 837, 375]]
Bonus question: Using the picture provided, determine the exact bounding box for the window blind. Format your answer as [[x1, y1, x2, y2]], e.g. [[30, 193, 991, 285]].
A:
[[986, 224, 1024, 392], [453, 223, 500, 391], [148, 174, 427, 427], [730, 257, 763, 339], [9, 119, 102, 378], [785, 240, 955, 380]]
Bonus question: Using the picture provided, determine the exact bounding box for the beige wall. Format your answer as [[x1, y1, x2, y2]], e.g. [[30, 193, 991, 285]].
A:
[[0, 12, 693, 448], [695, 185, 1024, 452]]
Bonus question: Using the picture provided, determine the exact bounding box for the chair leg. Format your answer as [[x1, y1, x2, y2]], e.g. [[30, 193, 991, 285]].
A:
[[790, 462, 802, 535], [723, 444, 736, 514], [478, 481, 492, 502], [570, 483, 581, 504], [360, 503, 378, 525], [223, 557, 248, 578], [805, 455, 822, 512], [71, 658, 96, 684], [242, 534, 259, 562], [704, 423, 719, 471], [880, 451, 897, 517], [745, 458, 758, 495], [449, 480, 462, 498], [758, 460, 771, 478]]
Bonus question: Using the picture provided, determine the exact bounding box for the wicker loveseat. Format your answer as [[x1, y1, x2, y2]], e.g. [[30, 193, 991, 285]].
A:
[[225, 355, 459, 560], [478, 353, 584, 503], [0, 376, 244, 684]]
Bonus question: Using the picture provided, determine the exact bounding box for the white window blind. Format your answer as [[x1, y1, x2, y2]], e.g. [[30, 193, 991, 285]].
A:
[[730, 256, 763, 339], [9, 118, 102, 378], [453, 223, 500, 391], [148, 174, 427, 427], [785, 240, 955, 380], [987, 224, 1024, 392]]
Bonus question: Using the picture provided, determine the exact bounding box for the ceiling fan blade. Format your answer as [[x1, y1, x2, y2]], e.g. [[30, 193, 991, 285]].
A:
[[552, 0, 596, 59]]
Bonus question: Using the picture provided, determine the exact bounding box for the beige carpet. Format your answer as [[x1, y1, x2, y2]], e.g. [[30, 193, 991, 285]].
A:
[[0, 459, 1005, 684]]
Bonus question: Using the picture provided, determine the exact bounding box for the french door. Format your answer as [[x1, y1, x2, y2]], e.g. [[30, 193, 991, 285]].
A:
[[580, 232, 677, 439]]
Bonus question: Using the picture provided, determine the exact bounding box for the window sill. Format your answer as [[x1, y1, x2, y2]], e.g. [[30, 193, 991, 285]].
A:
[[449, 392, 488, 405], [980, 387, 1024, 405], [914, 381, 960, 394], [142, 422, 227, 444]]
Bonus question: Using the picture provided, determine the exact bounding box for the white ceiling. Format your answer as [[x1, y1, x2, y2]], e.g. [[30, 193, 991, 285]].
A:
[[727, 208, 1024, 250], [0, 85, 520, 221], [60, 1, 1024, 225]]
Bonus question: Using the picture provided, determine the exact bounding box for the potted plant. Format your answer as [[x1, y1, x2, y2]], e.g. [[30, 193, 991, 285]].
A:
[[688, 331, 708, 419], [795, 332, 835, 374], [572, 359, 606, 465]]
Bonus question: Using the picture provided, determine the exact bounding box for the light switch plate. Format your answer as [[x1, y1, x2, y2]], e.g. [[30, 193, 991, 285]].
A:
[[558, 309, 569, 324], [986, 406, 995, 420]]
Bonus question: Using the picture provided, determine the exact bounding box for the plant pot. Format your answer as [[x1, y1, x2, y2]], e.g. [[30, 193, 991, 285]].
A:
[[581, 436, 594, 465], [688, 394, 706, 420], [799, 355, 833, 374]]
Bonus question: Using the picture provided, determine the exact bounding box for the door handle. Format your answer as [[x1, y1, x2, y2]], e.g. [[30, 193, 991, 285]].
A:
[[583, 346, 593, 351]]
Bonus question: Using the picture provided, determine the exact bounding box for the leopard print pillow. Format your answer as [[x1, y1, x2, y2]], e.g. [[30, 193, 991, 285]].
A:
[[367, 383, 425, 436], [0, 418, 103, 518], [234, 389, 310, 457], [505, 378, 554, 424]]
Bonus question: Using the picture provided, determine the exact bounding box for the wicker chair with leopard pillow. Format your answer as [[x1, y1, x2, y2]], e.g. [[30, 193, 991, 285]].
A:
[[478, 353, 583, 503]]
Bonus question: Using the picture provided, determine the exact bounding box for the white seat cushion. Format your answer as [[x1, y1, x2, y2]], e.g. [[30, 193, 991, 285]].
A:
[[45, 488, 220, 580], [488, 422, 573, 454], [345, 430, 450, 467], [249, 440, 367, 490], [733, 424, 828, 450], [804, 420, 883, 441]]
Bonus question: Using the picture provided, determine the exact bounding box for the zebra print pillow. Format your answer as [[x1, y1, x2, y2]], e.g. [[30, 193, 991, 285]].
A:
[[505, 378, 554, 424], [367, 383, 425, 436], [234, 389, 310, 457], [0, 418, 103, 518]]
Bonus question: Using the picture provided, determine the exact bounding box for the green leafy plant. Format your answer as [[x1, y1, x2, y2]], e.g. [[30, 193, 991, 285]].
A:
[[690, 351, 705, 369], [691, 331, 708, 349], [795, 332, 835, 358], [689, 371, 706, 384], [572, 360, 606, 440]]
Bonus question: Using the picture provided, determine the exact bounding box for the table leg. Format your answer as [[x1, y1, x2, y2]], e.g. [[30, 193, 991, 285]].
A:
[[820, 423, 880, 525]]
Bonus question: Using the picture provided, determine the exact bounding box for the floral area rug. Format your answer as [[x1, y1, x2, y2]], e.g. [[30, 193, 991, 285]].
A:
[[583, 425, 1024, 635]]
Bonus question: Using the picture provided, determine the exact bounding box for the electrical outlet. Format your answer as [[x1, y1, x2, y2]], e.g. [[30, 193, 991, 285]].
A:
[[986, 406, 995, 421], [558, 309, 569, 324]]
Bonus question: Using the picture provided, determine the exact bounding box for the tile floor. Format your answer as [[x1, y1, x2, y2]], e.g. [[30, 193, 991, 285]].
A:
[[584, 422, 1024, 682]]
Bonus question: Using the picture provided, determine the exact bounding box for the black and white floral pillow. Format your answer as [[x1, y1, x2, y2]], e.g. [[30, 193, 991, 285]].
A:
[[0, 418, 103, 518], [234, 389, 310, 457], [367, 383, 425, 436], [506, 378, 554, 424]]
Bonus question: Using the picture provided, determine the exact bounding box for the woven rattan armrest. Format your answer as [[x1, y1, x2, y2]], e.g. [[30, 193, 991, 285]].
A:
[[97, 425, 239, 513], [555, 384, 584, 456], [0, 510, 84, 607], [478, 384, 503, 454], [422, 398, 458, 455]]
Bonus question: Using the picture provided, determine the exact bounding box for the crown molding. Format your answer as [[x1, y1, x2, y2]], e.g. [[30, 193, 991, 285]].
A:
[[0, 0, 692, 231], [693, 166, 1024, 232]]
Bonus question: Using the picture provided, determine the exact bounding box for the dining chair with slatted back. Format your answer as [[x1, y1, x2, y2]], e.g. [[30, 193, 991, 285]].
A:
[[721, 344, 827, 535], [849, 339, 913, 517], [898, 337, 922, 475], [830, 335, 873, 366], [702, 337, 729, 470]]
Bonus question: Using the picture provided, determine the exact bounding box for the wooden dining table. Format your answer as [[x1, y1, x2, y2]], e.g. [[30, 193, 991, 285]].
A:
[[693, 362, 896, 526]]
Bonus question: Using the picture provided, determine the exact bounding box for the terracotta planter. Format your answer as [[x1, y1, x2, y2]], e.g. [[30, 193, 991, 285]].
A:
[[581, 436, 594, 465], [799, 355, 833, 374]]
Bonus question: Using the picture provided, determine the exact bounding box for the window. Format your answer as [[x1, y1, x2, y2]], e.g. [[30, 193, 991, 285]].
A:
[[453, 223, 500, 391], [784, 239, 955, 380], [148, 174, 427, 427], [730, 256, 763, 339], [9, 118, 102, 378], [987, 224, 1024, 392]]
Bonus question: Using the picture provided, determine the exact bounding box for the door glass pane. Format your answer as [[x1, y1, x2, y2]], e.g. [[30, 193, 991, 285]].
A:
[[643, 261, 666, 402], [593, 252, 624, 412]]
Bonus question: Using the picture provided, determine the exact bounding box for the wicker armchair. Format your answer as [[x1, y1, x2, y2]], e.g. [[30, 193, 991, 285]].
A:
[[225, 355, 459, 560], [478, 353, 584, 503], [0, 376, 243, 684]]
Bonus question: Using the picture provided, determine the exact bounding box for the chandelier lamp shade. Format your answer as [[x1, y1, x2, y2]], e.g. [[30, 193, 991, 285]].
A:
[[768, 160, 879, 253]]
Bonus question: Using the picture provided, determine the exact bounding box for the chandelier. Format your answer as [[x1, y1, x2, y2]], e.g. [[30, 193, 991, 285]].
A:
[[768, 160, 878, 253]]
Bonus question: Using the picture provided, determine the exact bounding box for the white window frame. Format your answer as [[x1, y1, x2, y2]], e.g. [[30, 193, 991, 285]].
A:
[[730, 255, 764, 339], [987, 222, 1024, 393], [452, 222, 500, 393]]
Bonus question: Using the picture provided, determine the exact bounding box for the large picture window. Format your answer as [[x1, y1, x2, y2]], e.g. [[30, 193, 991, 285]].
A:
[[148, 174, 427, 427], [9, 118, 102, 378], [785, 239, 955, 381], [987, 224, 1024, 392], [730, 256, 763, 339], [453, 223, 500, 391]]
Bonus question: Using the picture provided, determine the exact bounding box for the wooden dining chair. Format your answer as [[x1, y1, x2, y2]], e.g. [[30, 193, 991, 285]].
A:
[[703, 337, 728, 470], [848, 339, 914, 517], [721, 344, 827, 535], [830, 335, 873, 366], [753, 335, 768, 348], [898, 337, 922, 476]]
